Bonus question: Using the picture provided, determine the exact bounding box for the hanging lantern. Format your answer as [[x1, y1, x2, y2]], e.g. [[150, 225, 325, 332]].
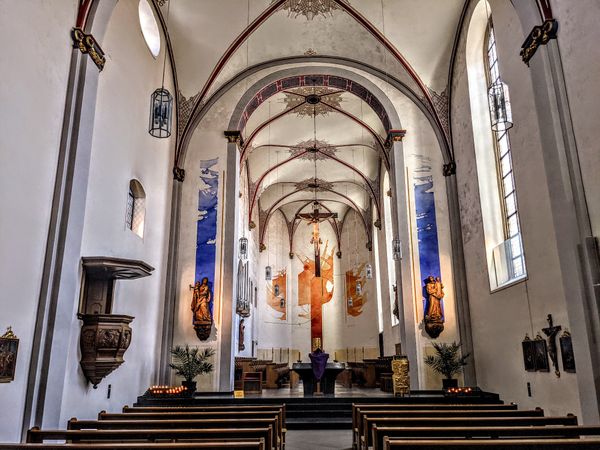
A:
[[265, 265, 272, 281], [365, 263, 373, 279], [356, 282, 362, 296], [274, 284, 280, 296], [488, 80, 513, 132], [239, 237, 248, 260], [149, 88, 173, 138], [392, 237, 402, 261]]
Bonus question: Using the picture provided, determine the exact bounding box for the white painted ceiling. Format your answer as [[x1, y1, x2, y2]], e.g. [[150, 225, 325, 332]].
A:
[[158, 0, 464, 242]]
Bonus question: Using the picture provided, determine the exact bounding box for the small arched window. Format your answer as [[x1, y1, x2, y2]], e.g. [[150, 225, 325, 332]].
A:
[[126, 179, 146, 238]]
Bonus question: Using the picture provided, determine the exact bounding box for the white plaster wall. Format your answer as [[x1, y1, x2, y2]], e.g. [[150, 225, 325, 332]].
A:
[[173, 62, 284, 391], [58, 0, 175, 422], [257, 211, 293, 353], [234, 164, 260, 358], [0, 0, 77, 442], [336, 66, 460, 388], [551, 1, 600, 239], [337, 210, 379, 351], [450, 0, 581, 416], [175, 130, 225, 392]]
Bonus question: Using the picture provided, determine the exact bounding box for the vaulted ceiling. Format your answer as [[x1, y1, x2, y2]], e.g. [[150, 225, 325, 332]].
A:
[[155, 0, 466, 248]]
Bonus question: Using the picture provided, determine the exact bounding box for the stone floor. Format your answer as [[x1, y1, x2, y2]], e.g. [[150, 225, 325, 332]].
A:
[[286, 429, 353, 450]]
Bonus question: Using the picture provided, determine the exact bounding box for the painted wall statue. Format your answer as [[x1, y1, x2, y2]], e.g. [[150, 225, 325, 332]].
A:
[[424, 275, 445, 338], [191, 277, 213, 340]]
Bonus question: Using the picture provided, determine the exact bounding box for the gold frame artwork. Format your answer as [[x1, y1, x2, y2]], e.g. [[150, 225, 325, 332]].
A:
[[0, 327, 19, 383]]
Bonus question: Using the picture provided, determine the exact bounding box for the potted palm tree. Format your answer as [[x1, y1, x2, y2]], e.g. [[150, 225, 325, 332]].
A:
[[424, 341, 470, 389], [169, 345, 215, 394]]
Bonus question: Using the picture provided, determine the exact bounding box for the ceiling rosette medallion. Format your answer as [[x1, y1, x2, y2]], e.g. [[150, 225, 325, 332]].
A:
[[282, 87, 343, 116], [295, 178, 334, 192], [276, 0, 346, 20], [289, 140, 337, 160]]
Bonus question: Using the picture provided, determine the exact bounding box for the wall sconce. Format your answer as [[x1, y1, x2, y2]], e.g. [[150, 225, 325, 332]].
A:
[[265, 266, 272, 281], [356, 282, 362, 295], [392, 237, 402, 261], [365, 263, 373, 279], [488, 80, 513, 132], [239, 237, 248, 260], [347, 297, 353, 307], [279, 298, 285, 309], [274, 284, 280, 296]]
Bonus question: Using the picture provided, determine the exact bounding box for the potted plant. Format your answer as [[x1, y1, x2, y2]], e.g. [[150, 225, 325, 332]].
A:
[[424, 341, 470, 389], [169, 345, 215, 394]]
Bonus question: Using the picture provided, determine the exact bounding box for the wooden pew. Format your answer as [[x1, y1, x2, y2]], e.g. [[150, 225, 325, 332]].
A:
[[0, 441, 266, 450], [360, 415, 578, 450], [100, 409, 285, 448], [351, 403, 517, 435], [383, 438, 600, 450], [123, 404, 286, 415], [355, 409, 544, 449], [27, 427, 272, 449], [372, 426, 600, 450], [351, 404, 518, 448], [68, 418, 279, 450]]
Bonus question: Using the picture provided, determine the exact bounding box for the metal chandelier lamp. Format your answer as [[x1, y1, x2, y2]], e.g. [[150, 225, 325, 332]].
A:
[[148, 1, 172, 138]]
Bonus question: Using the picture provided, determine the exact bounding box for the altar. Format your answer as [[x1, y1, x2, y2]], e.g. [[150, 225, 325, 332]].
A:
[[292, 362, 346, 396]]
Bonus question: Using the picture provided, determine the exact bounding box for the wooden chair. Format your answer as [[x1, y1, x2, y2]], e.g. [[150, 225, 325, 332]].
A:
[[243, 372, 263, 394]]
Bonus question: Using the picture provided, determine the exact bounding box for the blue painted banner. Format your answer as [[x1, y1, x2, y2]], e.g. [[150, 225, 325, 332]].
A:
[[413, 156, 443, 320], [195, 158, 219, 320]]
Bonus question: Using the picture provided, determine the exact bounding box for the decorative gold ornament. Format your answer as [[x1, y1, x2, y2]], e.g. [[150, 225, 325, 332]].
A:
[[520, 19, 558, 65], [172, 166, 185, 182], [1, 327, 17, 339], [392, 356, 410, 397], [224, 130, 244, 146], [71, 28, 106, 71]]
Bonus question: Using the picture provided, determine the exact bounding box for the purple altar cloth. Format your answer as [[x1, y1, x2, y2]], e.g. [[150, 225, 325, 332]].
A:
[[309, 349, 329, 380]]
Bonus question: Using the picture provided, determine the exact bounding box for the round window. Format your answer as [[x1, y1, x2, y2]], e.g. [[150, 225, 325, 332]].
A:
[[138, 0, 161, 58]]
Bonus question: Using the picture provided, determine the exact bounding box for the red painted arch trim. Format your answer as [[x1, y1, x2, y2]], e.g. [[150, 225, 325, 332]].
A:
[[332, 0, 449, 147]]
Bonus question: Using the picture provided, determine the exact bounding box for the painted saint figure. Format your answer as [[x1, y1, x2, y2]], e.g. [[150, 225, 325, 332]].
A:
[[191, 277, 212, 324]]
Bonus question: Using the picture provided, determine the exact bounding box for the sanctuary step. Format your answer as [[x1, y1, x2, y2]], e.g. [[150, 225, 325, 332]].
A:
[[134, 387, 502, 430]]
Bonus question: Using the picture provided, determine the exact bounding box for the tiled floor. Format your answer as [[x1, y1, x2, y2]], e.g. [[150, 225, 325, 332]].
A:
[[286, 429, 353, 450]]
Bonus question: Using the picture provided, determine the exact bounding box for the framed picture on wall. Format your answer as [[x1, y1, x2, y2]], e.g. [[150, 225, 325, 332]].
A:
[[560, 330, 576, 373], [521, 335, 536, 372], [533, 334, 550, 372], [0, 327, 19, 383]]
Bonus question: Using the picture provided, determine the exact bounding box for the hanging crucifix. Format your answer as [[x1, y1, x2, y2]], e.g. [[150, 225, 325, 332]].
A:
[[297, 201, 337, 277]]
